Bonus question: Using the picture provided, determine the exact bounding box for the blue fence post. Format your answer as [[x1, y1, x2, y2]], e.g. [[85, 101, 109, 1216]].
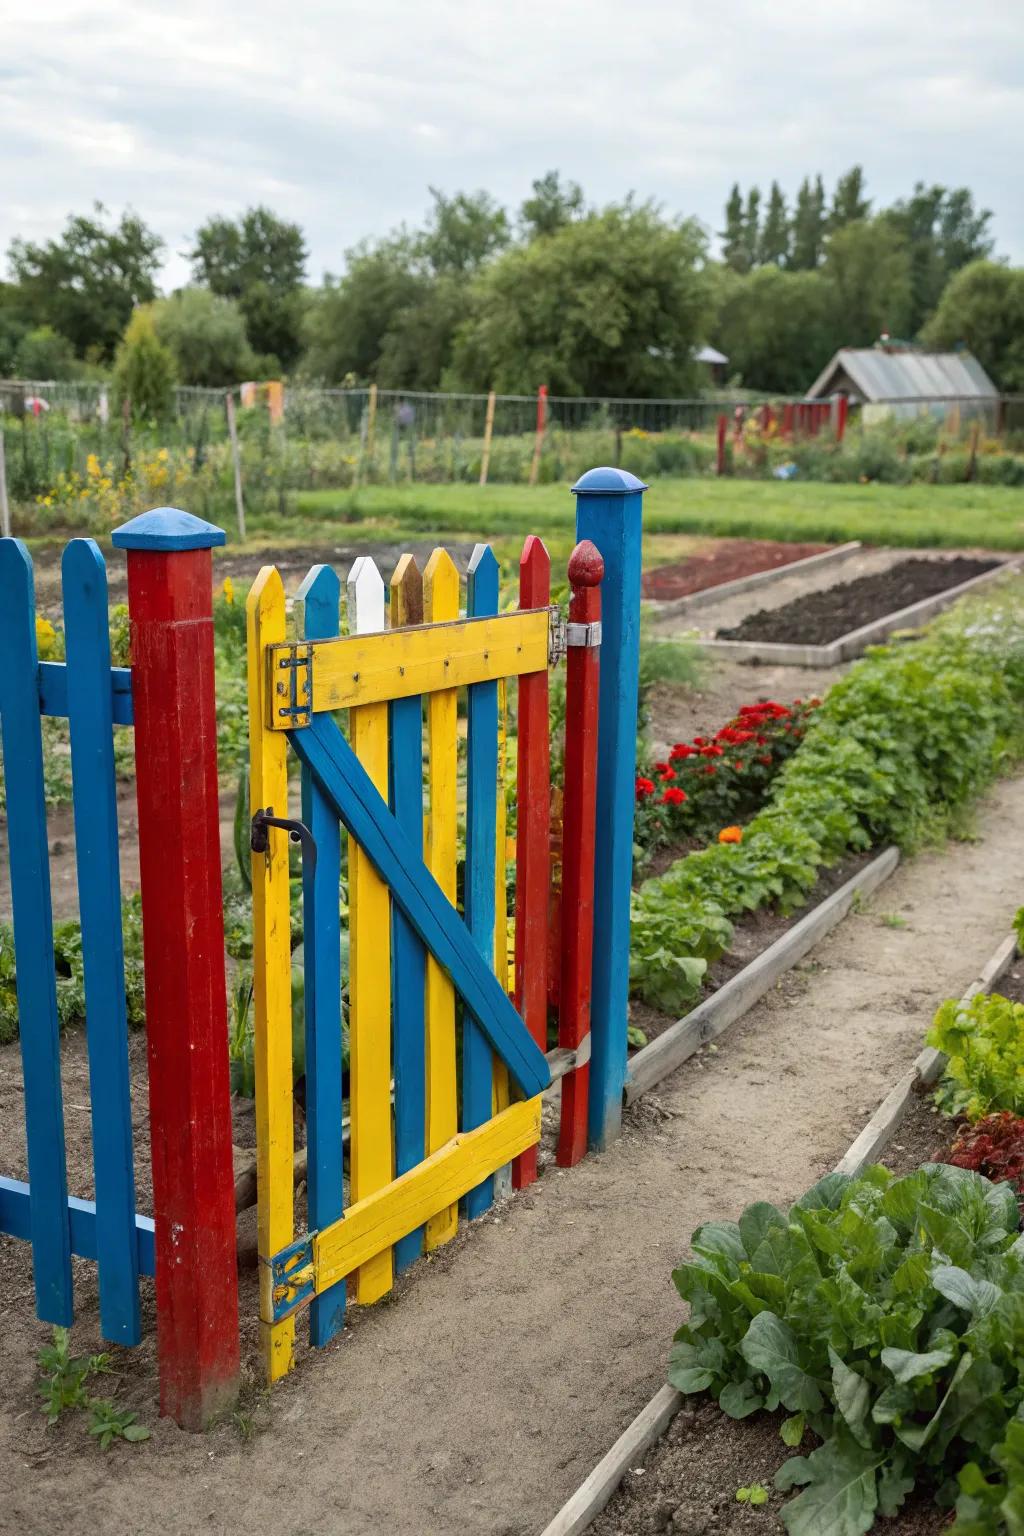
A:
[[296, 564, 347, 1348], [571, 467, 646, 1149]]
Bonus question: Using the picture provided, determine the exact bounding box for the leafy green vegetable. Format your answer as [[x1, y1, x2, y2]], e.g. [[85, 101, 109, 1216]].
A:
[[929, 991, 1024, 1122], [668, 1163, 1024, 1535]]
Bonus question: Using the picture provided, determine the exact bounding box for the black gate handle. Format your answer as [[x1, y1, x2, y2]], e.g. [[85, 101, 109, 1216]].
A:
[[250, 809, 317, 872]]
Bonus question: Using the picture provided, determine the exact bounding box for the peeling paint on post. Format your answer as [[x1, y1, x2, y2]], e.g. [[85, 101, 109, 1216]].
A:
[[112, 506, 240, 1429]]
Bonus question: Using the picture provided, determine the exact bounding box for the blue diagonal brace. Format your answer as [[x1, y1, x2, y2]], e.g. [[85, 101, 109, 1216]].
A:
[[290, 714, 551, 1100]]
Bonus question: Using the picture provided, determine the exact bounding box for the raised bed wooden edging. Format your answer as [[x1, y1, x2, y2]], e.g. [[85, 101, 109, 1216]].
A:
[[539, 927, 1019, 1536], [696, 558, 1020, 668], [648, 541, 862, 619], [625, 846, 900, 1103]]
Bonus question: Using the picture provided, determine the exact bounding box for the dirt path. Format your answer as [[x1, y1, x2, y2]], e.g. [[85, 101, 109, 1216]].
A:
[[4, 771, 1024, 1533]]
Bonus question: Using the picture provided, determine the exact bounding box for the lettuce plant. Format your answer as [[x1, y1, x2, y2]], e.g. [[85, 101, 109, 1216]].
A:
[[929, 992, 1024, 1122], [668, 1164, 1024, 1535]]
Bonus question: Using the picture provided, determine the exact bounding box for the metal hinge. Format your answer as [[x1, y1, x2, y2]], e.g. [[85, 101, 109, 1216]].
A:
[[566, 621, 602, 649], [548, 606, 567, 666], [265, 1233, 316, 1323], [269, 641, 313, 728]]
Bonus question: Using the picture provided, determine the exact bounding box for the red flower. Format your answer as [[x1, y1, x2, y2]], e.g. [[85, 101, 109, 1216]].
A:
[[661, 787, 687, 806], [658, 766, 677, 782], [757, 735, 767, 745], [669, 743, 693, 761], [734, 760, 744, 771], [758, 754, 772, 765], [704, 764, 717, 775], [699, 744, 724, 758], [693, 736, 706, 746], [635, 777, 655, 799]]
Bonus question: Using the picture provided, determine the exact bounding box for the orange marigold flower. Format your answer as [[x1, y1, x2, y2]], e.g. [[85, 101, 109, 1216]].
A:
[[718, 825, 743, 844]]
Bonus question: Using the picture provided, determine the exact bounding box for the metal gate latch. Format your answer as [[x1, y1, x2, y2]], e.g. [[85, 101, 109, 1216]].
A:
[[251, 808, 318, 871], [566, 621, 602, 648]]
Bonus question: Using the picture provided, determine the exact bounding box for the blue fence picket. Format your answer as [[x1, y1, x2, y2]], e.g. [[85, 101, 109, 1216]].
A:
[[463, 544, 499, 1219], [63, 538, 141, 1346], [0, 539, 73, 1323], [297, 565, 347, 1348], [388, 558, 427, 1273]]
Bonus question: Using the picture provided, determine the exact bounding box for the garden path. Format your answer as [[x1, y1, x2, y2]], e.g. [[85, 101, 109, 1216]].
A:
[[4, 775, 1024, 1535]]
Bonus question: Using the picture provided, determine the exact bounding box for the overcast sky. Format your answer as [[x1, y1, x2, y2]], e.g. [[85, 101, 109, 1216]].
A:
[[3, 0, 1022, 290]]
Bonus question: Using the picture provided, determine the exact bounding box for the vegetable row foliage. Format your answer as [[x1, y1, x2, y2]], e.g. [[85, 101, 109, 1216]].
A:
[[631, 579, 1024, 1014]]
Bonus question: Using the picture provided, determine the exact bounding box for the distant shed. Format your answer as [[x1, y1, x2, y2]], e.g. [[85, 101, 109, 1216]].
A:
[[807, 348, 999, 424]]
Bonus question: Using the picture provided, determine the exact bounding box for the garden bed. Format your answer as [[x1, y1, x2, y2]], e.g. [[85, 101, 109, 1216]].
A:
[[641, 540, 832, 602], [717, 555, 999, 647]]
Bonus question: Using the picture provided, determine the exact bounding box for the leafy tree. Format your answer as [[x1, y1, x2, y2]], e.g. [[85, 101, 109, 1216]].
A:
[[7, 205, 163, 361], [189, 206, 307, 367], [707, 265, 838, 393], [758, 182, 790, 266], [150, 288, 256, 386], [450, 201, 707, 396], [791, 175, 826, 270], [828, 165, 870, 231], [113, 309, 177, 421], [823, 218, 912, 345], [721, 184, 747, 273], [744, 189, 761, 268], [419, 188, 509, 275], [520, 171, 584, 238], [921, 260, 1024, 389], [0, 282, 31, 373], [14, 326, 79, 380], [301, 236, 427, 382], [882, 184, 993, 332]]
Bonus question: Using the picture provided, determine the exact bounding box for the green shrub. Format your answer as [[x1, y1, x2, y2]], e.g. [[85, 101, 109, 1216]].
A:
[[929, 992, 1024, 1122], [668, 1163, 1024, 1535]]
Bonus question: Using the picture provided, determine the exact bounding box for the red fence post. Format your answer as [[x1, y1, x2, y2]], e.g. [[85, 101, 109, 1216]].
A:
[[557, 542, 603, 1167], [512, 535, 550, 1189], [111, 507, 239, 1430], [715, 414, 727, 476]]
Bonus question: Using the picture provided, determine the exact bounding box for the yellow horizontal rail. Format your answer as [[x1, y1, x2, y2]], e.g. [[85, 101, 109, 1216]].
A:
[[313, 1098, 541, 1293], [266, 609, 550, 723]]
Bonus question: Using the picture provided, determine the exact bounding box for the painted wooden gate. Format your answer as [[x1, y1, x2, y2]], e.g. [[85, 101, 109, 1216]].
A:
[[247, 538, 571, 1381]]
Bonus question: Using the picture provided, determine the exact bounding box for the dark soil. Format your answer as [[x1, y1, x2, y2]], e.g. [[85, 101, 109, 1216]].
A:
[[642, 541, 829, 602], [629, 851, 874, 1048], [717, 557, 1000, 646], [992, 956, 1024, 1006]]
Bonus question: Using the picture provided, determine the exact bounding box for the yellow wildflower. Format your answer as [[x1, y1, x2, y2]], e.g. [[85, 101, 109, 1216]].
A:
[[35, 616, 57, 658], [222, 576, 235, 606], [86, 453, 101, 478]]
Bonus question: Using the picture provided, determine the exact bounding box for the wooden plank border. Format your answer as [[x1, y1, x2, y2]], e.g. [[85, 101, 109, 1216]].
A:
[[540, 923, 1020, 1536], [625, 847, 900, 1103]]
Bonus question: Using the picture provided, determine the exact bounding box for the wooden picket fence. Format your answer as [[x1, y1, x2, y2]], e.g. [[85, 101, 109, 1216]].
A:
[[0, 467, 646, 1420]]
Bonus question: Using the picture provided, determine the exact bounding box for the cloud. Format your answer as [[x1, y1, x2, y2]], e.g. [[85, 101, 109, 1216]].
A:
[[2, 0, 1022, 294]]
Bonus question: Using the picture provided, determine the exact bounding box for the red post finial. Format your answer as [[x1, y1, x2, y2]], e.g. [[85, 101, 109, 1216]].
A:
[[568, 539, 604, 588]]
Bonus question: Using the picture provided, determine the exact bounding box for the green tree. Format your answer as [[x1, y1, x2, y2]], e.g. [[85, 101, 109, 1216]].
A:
[[882, 184, 993, 332], [744, 189, 761, 267], [828, 165, 870, 231], [151, 288, 256, 386], [791, 176, 826, 269], [14, 326, 79, 380], [707, 264, 839, 393], [721, 184, 747, 272], [758, 182, 790, 266], [921, 260, 1024, 389], [0, 282, 31, 373], [419, 188, 509, 274], [301, 236, 427, 382], [520, 171, 584, 238], [113, 309, 177, 421], [450, 201, 707, 396], [7, 205, 163, 361], [189, 206, 307, 367], [823, 218, 912, 345]]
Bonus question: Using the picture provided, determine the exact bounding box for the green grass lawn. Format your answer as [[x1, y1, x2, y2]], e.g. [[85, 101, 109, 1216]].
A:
[[281, 478, 1024, 561]]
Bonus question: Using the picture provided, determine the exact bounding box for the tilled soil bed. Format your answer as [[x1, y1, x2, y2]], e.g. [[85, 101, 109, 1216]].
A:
[[717, 556, 1000, 646], [642, 540, 830, 602]]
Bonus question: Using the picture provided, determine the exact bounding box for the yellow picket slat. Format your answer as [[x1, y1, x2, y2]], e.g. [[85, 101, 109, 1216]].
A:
[[493, 678, 510, 1125], [314, 1100, 542, 1291], [348, 559, 395, 1305], [264, 609, 549, 722], [246, 567, 296, 1381], [423, 549, 460, 1250]]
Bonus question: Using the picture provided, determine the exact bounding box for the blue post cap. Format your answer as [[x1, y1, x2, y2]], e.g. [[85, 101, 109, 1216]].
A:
[[570, 466, 648, 496], [111, 507, 226, 552]]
